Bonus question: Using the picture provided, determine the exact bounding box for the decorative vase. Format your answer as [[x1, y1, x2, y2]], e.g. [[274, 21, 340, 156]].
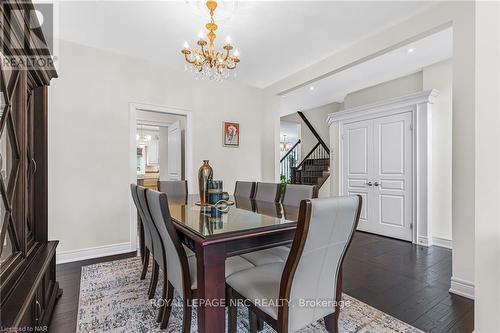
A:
[[198, 160, 213, 205]]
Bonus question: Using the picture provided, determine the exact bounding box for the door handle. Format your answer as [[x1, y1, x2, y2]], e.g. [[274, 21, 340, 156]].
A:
[[365, 182, 373, 187], [374, 181, 380, 187]]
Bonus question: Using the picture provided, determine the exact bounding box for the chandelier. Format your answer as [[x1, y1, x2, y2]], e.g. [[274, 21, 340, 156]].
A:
[[280, 135, 291, 152], [181, 1, 240, 81]]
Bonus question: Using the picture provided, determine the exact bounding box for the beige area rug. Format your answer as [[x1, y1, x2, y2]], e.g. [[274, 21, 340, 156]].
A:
[[76, 257, 423, 333]]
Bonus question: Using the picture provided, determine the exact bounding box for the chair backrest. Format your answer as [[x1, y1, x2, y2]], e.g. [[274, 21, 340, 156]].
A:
[[146, 189, 192, 299], [136, 186, 165, 266], [254, 200, 282, 218], [130, 184, 153, 251], [282, 184, 318, 206], [234, 181, 256, 198], [234, 196, 255, 212], [158, 180, 188, 198], [254, 182, 280, 202], [279, 195, 361, 332]]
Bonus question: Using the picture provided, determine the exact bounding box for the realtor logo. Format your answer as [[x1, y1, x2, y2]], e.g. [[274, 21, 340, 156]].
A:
[[1, 1, 58, 70]]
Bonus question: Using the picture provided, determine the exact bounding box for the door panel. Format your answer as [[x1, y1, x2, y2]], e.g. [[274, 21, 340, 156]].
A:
[[343, 119, 373, 228], [167, 121, 182, 180], [373, 112, 412, 241], [342, 112, 413, 241]]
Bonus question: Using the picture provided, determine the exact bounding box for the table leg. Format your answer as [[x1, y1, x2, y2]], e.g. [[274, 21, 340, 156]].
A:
[[196, 243, 226, 333]]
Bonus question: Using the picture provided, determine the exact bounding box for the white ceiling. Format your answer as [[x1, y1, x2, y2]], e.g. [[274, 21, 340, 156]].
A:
[[57, 1, 437, 88], [281, 28, 453, 112]]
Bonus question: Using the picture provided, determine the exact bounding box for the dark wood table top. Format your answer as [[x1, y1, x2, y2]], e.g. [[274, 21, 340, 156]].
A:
[[167, 195, 300, 241]]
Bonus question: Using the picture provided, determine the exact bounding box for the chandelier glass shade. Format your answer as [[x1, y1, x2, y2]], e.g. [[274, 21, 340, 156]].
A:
[[181, 1, 240, 81], [280, 135, 291, 152]]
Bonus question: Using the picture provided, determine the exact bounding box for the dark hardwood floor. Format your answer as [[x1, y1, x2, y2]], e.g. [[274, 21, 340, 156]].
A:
[[49, 232, 474, 333]]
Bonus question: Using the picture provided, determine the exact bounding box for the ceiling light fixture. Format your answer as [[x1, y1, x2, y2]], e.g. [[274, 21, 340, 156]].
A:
[[407, 48, 415, 53], [309, 86, 315, 91], [181, 1, 240, 81]]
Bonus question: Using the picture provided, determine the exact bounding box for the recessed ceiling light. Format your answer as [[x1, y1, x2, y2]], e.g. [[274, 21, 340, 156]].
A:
[[407, 48, 415, 54], [309, 86, 315, 91]]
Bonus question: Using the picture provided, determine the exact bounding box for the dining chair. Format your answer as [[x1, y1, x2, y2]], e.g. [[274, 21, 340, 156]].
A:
[[145, 189, 264, 331], [130, 184, 153, 281], [234, 196, 255, 212], [254, 182, 280, 202], [158, 180, 188, 198], [282, 184, 318, 206], [136, 186, 168, 303], [234, 181, 256, 198], [227, 195, 362, 333]]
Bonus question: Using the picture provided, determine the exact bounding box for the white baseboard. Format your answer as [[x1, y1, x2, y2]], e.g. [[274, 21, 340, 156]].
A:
[[449, 276, 475, 299], [416, 236, 452, 249], [432, 237, 452, 249], [417, 236, 431, 247], [56, 242, 133, 264]]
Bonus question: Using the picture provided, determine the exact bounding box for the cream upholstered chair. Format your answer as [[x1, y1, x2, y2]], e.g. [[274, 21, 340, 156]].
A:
[[234, 181, 256, 198], [145, 189, 265, 331], [158, 180, 188, 198], [282, 184, 318, 206], [254, 182, 280, 202], [227, 195, 362, 333]]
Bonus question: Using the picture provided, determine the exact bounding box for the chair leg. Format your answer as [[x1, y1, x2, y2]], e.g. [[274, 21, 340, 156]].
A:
[[227, 288, 237, 333], [249, 309, 259, 333], [157, 269, 167, 323], [182, 298, 192, 333], [140, 248, 150, 280], [160, 281, 174, 329], [148, 261, 159, 299], [257, 318, 264, 331], [324, 312, 339, 333]]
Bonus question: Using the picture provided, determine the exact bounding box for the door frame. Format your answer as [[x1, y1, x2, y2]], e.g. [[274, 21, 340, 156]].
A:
[[327, 90, 438, 245], [129, 102, 193, 253]]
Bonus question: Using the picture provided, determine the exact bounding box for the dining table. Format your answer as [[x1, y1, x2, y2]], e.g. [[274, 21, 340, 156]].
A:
[[164, 194, 300, 333]]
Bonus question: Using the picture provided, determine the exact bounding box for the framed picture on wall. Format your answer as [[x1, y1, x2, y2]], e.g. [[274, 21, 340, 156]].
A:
[[223, 121, 240, 147]]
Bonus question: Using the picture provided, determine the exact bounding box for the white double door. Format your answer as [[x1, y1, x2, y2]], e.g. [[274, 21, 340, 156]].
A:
[[342, 111, 413, 241]]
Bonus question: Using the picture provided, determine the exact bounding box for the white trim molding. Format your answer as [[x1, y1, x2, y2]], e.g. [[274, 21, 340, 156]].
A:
[[432, 237, 452, 249], [56, 242, 132, 264], [328, 90, 438, 244], [327, 90, 439, 125], [417, 236, 452, 249], [450, 276, 475, 300], [129, 103, 193, 254], [417, 236, 431, 247]]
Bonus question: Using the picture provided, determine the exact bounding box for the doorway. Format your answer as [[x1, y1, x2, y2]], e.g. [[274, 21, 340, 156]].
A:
[[129, 103, 192, 252]]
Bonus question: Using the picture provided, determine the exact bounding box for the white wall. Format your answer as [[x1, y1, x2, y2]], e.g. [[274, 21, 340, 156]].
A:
[[49, 40, 270, 256], [475, 1, 500, 330], [423, 60, 453, 244], [343, 72, 422, 109], [281, 103, 340, 158]]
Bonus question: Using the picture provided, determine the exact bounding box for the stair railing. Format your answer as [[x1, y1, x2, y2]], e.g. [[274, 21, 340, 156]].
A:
[[292, 144, 330, 184], [280, 139, 301, 183]]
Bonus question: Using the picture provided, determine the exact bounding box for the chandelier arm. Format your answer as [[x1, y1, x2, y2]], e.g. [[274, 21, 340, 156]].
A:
[[200, 43, 208, 59], [184, 53, 198, 65], [223, 48, 230, 62]]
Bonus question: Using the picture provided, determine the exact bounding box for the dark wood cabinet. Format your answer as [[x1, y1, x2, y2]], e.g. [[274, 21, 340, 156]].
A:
[[0, 1, 59, 331]]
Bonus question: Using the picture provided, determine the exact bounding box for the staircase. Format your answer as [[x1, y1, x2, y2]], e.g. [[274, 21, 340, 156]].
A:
[[280, 112, 330, 188]]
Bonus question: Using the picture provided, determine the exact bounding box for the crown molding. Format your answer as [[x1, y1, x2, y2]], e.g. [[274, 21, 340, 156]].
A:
[[327, 89, 439, 125]]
